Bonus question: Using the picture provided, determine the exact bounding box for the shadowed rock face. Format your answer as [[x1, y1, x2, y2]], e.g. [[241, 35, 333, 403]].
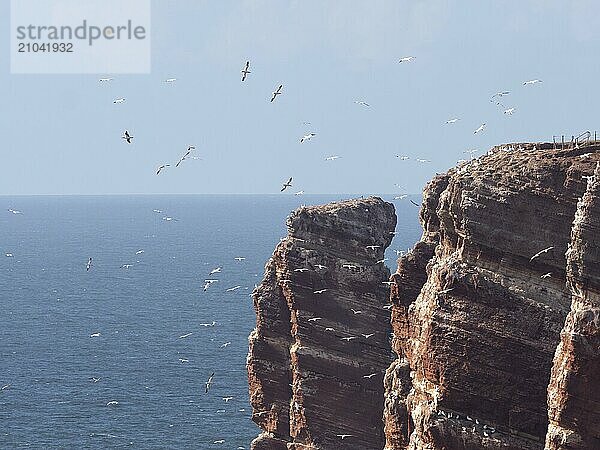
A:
[[247, 197, 397, 449], [546, 162, 600, 450], [383, 144, 600, 449]]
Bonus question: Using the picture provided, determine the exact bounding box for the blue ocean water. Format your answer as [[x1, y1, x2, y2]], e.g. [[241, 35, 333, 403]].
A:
[[0, 195, 421, 449]]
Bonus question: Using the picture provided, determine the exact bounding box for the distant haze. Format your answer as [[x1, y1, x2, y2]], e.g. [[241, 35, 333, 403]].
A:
[[2, 0, 599, 195]]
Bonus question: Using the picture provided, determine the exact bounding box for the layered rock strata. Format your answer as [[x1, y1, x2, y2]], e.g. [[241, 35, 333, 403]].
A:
[[383, 144, 600, 449], [546, 161, 600, 449], [247, 197, 397, 449]]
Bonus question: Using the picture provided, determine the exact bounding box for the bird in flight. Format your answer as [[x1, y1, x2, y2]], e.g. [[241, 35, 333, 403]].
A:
[[271, 84, 283, 102], [234, 257, 246, 261], [398, 56, 416, 63], [113, 97, 125, 104], [176, 146, 196, 168], [121, 130, 133, 144], [395, 155, 410, 160], [205, 372, 215, 393], [325, 155, 340, 161], [350, 309, 362, 315], [86, 258, 93, 272], [474, 123, 486, 134], [308, 317, 323, 322], [523, 79, 542, 86], [313, 289, 328, 294], [226, 286, 242, 292], [363, 373, 377, 379], [300, 133, 316, 143], [99, 77, 114, 83], [410, 200, 420, 207], [209, 267, 222, 275], [530, 246, 554, 262], [281, 177, 293, 192], [156, 164, 170, 175], [241, 61, 251, 81], [490, 91, 510, 101], [336, 434, 353, 439], [503, 108, 516, 115], [354, 100, 370, 107], [179, 332, 193, 339], [445, 118, 460, 124], [164, 78, 177, 83]]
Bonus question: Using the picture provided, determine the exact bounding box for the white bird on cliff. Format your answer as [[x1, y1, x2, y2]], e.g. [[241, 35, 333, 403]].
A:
[[366, 245, 380, 250], [530, 246, 554, 262], [313, 289, 328, 294], [308, 317, 323, 322], [541, 273, 552, 279], [342, 336, 357, 341], [241, 61, 251, 81], [271, 84, 283, 102], [325, 327, 335, 332], [315, 264, 328, 270]]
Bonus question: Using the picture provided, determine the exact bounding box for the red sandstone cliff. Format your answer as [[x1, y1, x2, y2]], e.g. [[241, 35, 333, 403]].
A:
[[384, 143, 600, 450], [248, 144, 600, 450], [247, 197, 397, 449]]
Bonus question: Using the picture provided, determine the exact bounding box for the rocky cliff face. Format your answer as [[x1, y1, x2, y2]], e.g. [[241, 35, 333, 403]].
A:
[[546, 161, 600, 450], [247, 197, 397, 449], [383, 143, 600, 450], [248, 144, 600, 450]]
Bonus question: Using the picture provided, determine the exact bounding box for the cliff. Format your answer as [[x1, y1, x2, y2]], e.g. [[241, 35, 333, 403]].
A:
[[247, 143, 600, 450], [247, 197, 397, 449], [384, 143, 600, 449]]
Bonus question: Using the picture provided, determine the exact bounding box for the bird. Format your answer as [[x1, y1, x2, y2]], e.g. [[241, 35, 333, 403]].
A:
[[5, 253, 13, 258], [363, 373, 377, 379], [294, 191, 304, 196], [325, 155, 340, 161], [410, 200, 420, 207], [314, 264, 328, 270], [90, 332, 101, 337], [523, 79, 542, 86], [164, 78, 177, 83], [313, 289, 328, 294], [394, 195, 408, 200], [270, 84, 283, 102], [200, 321, 216, 327], [179, 358, 189, 363], [395, 155, 410, 160], [113, 97, 125, 104], [86, 258, 93, 272], [241, 61, 251, 81], [362, 333, 374, 339], [120, 264, 133, 269], [415, 159, 431, 163], [474, 123, 486, 134], [354, 100, 370, 107], [234, 257, 246, 261], [223, 396, 233, 402], [205, 372, 215, 393], [175, 146, 196, 167], [366, 245, 380, 250], [294, 268, 309, 272], [99, 77, 114, 82], [135, 250, 144, 255], [226, 286, 242, 292], [281, 177, 293, 192], [7, 208, 22, 214], [106, 401, 119, 406], [209, 267, 222, 275], [503, 108, 516, 115], [220, 342, 231, 348], [90, 377, 100, 383], [213, 440, 225, 444], [336, 434, 353, 440], [179, 332, 193, 339], [490, 91, 510, 101], [445, 118, 460, 124], [300, 133, 316, 143], [398, 56, 416, 63], [325, 327, 335, 332], [530, 246, 554, 262], [341, 337, 357, 341], [156, 164, 170, 175], [308, 317, 323, 322], [350, 309, 362, 315]]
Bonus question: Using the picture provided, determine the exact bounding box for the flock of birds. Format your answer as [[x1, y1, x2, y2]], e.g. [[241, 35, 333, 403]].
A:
[[3, 54, 556, 447]]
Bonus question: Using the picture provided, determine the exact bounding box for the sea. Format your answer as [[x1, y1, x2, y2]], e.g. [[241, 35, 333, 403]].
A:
[[0, 195, 421, 449]]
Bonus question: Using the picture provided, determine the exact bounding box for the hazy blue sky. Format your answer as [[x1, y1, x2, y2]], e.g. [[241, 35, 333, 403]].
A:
[[2, 0, 600, 195]]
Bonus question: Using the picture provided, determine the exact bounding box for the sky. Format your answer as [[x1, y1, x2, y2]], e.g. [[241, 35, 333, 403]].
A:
[[2, 0, 600, 195]]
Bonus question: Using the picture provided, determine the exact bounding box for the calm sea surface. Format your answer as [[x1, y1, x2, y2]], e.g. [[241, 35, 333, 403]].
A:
[[0, 195, 421, 449]]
